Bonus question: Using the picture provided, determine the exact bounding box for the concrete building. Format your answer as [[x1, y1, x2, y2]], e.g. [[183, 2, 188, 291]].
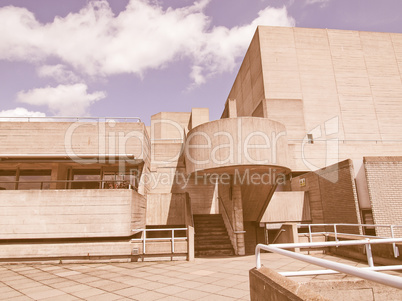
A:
[[1, 26, 402, 261]]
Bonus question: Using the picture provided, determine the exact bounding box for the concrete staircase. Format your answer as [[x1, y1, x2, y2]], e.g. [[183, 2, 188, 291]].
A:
[[194, 214, 234, 257]]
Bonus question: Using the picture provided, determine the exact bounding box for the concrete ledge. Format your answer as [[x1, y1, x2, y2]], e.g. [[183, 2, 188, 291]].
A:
[[0, 241, 132, 258], [304, 279, 402, 301], [249, 267, 330, 301]]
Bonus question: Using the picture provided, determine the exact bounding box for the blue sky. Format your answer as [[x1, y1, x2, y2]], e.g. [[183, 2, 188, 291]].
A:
[[0, 0, 402, 124]]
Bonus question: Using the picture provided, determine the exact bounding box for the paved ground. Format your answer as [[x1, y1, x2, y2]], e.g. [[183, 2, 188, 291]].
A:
[[0, 253, 394, 301]]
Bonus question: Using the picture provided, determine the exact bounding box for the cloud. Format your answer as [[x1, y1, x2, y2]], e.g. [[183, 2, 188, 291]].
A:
[[191, 6, 295, 83], [0, 107, 46, 120], [0, 0, 295, 86], [16, 83, 106, 116], [305, 0, 331, 7], [37, 64, 81, 84]]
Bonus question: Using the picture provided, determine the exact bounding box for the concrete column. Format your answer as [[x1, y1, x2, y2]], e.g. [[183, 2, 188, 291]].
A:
[[50, 163, 59, 190], [232, 183, 245, 255], [227, 99, 237, 118]]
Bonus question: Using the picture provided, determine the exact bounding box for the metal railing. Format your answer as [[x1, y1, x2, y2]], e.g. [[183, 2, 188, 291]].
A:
[[298, 223, 402, 257], [0, 116, 142, 122], [255, 238, 402, 289], [131, 228, 188, 254], [0, 180, 137, 190]]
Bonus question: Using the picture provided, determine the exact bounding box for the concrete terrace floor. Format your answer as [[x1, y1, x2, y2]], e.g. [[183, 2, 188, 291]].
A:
[[0, 253, 398, 301]]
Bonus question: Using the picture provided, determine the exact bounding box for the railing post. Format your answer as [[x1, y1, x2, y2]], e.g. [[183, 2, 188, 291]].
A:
[[334, 224, 338, 246], [256, 245, 261, 269], [172, 229, 175, 254], [366, 239, 374, 267], [308, 224, 312, 243], [143, 230, 146, 254], [390, 225, 399, 258]]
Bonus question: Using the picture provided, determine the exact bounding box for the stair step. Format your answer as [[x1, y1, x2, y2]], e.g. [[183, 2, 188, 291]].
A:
[[195, 244, 233, 250], [194, 221, 223, 224], [195, 227, 227, 232], [195, 224, 225, 227], [194, 228, 228, 236], [195, 249, 234, 256], [193, 214, 234, 257], [194, 235, 230, 241], [194, 217, 224, 220]]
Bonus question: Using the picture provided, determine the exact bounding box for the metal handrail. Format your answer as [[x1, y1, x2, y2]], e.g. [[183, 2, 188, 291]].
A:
[[298, 223, 402, 257], [0, 116, 142, 122], [255, 238, 402, 289], [131, 228, 188, 254]]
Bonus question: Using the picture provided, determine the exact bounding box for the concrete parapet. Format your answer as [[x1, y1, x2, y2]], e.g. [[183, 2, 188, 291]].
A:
[[249, 267, 330, 301]]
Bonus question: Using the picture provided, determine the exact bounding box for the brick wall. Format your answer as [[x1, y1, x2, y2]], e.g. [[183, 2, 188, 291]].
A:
[[291, 159, 361, 233], [364, 157, 402, 237]]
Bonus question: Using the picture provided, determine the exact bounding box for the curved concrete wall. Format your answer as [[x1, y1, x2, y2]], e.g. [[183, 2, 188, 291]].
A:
[[185, 117, 289, 174]]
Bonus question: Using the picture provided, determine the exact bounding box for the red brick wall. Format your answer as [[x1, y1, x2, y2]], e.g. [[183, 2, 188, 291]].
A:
[[291, 159, 361, 233], [364, 157, 402, 237]]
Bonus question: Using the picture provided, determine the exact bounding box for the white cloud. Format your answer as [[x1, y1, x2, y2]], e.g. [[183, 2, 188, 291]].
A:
[[0, 107, 46, 120], [0, 0, 295, 86], [191, 6, 295, 83], [305, 0, 331, 7], [16, 84, 106, 116], [37, 64, 81, 84]]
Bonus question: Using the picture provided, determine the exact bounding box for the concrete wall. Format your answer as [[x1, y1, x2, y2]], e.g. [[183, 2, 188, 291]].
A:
[[218, 181, 246, 255], [146, 193, 187, 226], [364, 156, 402, 237], [0, 242, 133, 261], [0, 189, 145, 239], [261, 191, 310, 223], [227, 28, 265, 119], [228, 26, 402, 171], [0, 121, 150, 161], [291, 159, 361, 233], [148, 110, 217, 216]]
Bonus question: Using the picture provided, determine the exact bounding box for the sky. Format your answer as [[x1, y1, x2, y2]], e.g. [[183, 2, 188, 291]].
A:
[[0, 0, 402, 124]]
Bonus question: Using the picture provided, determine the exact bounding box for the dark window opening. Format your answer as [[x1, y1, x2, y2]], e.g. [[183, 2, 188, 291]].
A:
[[18, 170, 52, 190], [71, 169, 101, 189], [0, 170, 16, 190]]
